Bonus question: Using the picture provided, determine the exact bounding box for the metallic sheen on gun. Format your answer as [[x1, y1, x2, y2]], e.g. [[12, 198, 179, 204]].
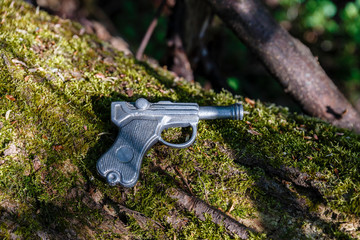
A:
[[97, 98, 243, 187]]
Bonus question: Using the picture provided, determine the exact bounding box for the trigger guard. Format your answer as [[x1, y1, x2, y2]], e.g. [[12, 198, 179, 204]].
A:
[[159, 123, 198, 149]]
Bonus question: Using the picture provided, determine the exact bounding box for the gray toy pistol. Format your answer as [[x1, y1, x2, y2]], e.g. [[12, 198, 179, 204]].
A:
[[97, 98, 243, 187]]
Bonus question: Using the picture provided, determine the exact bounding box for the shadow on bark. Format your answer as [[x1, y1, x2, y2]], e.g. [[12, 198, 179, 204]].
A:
[[213, 120, 354, 239], [137, 61, 355, 239]]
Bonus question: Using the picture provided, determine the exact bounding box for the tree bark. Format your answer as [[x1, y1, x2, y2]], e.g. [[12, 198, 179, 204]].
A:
[[168, 188, 250, 239], [204, 0, 360, 133]]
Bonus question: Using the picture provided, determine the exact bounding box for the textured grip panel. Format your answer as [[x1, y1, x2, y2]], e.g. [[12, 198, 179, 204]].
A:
[[96, 120, 159, 187]]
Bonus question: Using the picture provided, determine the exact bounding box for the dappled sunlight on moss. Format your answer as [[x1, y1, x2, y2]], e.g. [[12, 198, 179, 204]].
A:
[[0, 0, 360, 239]]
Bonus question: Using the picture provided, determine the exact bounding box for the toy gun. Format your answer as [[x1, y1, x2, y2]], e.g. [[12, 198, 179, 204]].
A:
[[97, 98, 243, 187]]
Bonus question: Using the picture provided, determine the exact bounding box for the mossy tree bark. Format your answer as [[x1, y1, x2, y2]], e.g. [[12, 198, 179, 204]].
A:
[[1, 1, 360, 239]]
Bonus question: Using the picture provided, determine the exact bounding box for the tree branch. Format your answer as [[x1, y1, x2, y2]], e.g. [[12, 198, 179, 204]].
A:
[[136, 0, 166, 60], [204, 0, 360, 133], [168, 187, 250, 239]]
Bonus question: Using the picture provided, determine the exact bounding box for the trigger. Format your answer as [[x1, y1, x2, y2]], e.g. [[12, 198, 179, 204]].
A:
[[159, 123, 197, 149]]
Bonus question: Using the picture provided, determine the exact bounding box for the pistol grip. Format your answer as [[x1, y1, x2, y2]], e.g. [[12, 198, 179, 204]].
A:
[[96, 120, 159, 187]]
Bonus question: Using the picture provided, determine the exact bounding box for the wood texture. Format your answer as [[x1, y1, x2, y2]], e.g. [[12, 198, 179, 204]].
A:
[[205, 0, 360, 133]]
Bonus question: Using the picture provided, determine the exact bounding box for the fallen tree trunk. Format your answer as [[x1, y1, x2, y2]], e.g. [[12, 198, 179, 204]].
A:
[[204, 0, 360, 133], [1, 1, 360, 239]]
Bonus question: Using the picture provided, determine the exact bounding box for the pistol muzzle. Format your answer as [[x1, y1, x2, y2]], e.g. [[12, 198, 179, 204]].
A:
[[198, 103, 243, 120]]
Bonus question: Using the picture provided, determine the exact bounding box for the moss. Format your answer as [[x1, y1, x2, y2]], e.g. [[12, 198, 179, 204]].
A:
[[1, 0, 360, 239]]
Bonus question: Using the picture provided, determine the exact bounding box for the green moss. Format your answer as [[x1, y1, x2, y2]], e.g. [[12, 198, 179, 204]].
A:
[[180, 214, 238, 240], [0, 0, 360, 239]]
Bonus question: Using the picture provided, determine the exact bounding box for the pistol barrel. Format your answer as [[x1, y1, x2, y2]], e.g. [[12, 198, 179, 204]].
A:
[[198, 103, 243, 120]]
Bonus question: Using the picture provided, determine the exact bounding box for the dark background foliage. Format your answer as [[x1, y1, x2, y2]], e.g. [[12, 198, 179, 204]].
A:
[[34, 0, 360, 112], [88, 0, 360, 112]]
